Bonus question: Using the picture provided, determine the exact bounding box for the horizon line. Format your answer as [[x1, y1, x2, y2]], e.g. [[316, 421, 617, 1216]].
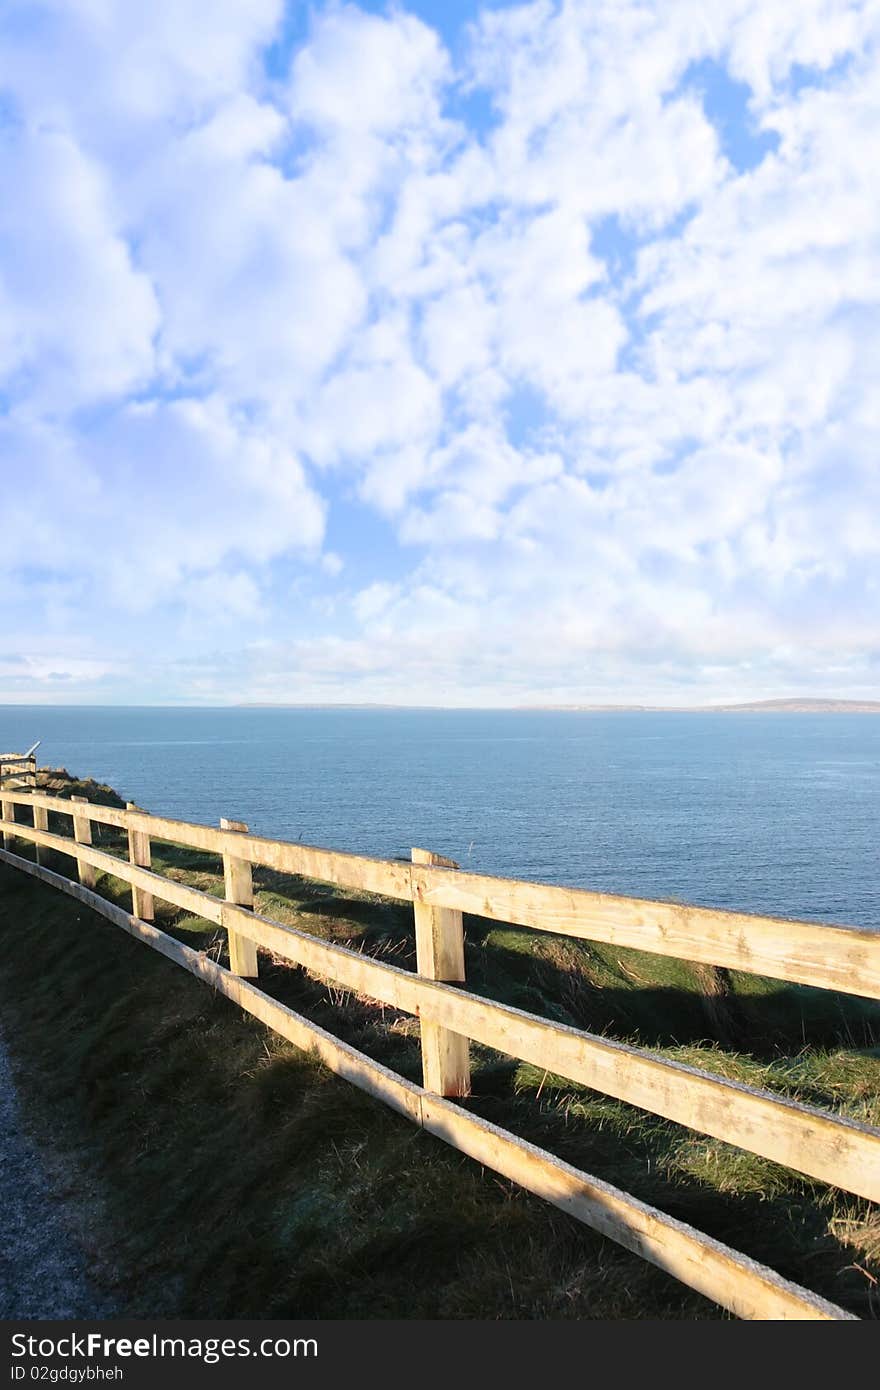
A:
[[2, 697, 880, 713]]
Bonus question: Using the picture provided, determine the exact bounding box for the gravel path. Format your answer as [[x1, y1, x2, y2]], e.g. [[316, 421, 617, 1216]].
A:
[[0, 1029, 116, 1319]]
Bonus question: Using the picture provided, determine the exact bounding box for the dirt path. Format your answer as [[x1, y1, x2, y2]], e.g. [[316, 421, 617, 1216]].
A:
[[0, 1028, 116, 1319]]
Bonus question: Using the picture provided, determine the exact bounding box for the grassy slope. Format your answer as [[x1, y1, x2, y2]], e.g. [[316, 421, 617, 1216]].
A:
[[0, 771, 878, 1319]]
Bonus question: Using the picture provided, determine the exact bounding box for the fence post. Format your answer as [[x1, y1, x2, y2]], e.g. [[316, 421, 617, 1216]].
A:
[[221, 817, 259, 978], [69, 796, 96, 889], [1, 797, 12, 851], [126, 802, 154, 921], [33, 802, 48, 867], [411, 847, 471, 1098]]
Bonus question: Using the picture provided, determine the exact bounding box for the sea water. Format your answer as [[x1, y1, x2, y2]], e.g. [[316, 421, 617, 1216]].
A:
[[1, 706, 878, 929]]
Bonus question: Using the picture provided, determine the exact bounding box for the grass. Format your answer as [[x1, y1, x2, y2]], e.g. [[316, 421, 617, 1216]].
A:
[[0, 772, 878, 1318]]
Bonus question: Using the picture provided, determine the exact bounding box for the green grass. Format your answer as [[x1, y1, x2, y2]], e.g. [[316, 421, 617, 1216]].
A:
[[0, 773, 878, 1319]]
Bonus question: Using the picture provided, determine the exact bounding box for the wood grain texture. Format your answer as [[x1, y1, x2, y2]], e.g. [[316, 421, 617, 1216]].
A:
[[32, 803, 48, 867], [0, 821, 224, 925], [1, 814, 878, 1201], [411, 863, 880, 1001], [412, 847, 470, 1098], [3, 791, 877, 1002], [218, 900, 880, 1203], [0, 842, 854, 1320], [126, 803, 154, 923], [0, 792, 421, 901], [418, 1097, 852, 1320], [70, 796, 96, 890], [220, 817, 258, 978]]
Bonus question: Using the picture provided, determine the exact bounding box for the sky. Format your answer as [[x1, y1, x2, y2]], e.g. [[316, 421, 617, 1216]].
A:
[[1, 0, 878, 707]]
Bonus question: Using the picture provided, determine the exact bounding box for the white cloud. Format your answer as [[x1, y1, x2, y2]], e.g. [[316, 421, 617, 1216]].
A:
[[724, 0, 877, 101], [420, 283, 494, 386], [465, 0, 725, 222], [0, 125, 159, 407], [288, 5, 449, 133], [132, 114, 369, 408], [1, 0, 879, 703], [0, 0, 284, 138], [0, 397, 324, 615]]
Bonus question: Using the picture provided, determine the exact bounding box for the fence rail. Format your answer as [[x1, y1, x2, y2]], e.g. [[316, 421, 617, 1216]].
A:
[[1, 786, 877, 1321], [4, 789, 879, 998], [0, 753, 36, 792]]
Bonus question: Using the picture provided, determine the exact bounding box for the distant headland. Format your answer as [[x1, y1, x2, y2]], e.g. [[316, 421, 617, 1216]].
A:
[[237, 698, 880, 713], [520, 698, 880, 713]]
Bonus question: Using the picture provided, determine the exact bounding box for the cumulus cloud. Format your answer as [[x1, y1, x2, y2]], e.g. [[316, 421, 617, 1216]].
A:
[[0, 397, 324, 616], [1, 0, 878, 703], [0, 124, 159, 407], [288, 5, 449, 133]]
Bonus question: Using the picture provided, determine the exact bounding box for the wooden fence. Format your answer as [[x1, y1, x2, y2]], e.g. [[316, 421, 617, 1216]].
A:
[[0, 752, 36, 792], [1, 786, 878, 1321]]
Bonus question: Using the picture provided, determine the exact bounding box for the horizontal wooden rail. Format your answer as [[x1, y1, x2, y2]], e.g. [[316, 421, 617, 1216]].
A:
[[3, 813, 880, 1203], [5, 822, 226, 923], [410, 865, 880, 1001], [0, 756, 36, 790], [0, 843, 854, 1320], [3, 789, 879, 1000], [0, 791, 412, 900], [220, 901, 880, 1204]]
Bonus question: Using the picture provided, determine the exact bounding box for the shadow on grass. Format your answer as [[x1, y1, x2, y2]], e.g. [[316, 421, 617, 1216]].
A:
[[3, 811, 878, 1320], [1, 861, 878, 1318]]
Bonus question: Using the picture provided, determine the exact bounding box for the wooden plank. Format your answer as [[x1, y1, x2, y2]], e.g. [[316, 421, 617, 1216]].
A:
[[410, 864, 880, 1001], [4, 815, 880, 1201], [221, 817, 258, 978], [0, 750, 35, 772], [1, 821, 224, 925], [417, 986, 880, 1206], [0, 790, 130, 829], [126, 802, 154, 922], [2, 790, 878, 1004], [218, 900, 880, 1202], [33, 803, 48, 867], [0, 793, 413, 900], [412, 848, 470, 1097], [0, 754, 36, 784], [0, 758, 36, 797], [1, 799, 12, 851], [0, 842, 855, 1320], [124, 809, 411, 899], [0, 844, 423, 1124], [6, 788, 880, 999], [216, 825, 412, 900], [418, 1097, 852, 1320], [70, 796, 96, 890]]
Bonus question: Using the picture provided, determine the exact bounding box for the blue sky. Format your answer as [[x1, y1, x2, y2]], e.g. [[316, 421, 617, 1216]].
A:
[[1, 0, 878, 705]]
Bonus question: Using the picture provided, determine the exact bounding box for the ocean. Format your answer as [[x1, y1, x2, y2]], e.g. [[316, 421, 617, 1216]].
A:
[[1, 705, 878, 929]]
